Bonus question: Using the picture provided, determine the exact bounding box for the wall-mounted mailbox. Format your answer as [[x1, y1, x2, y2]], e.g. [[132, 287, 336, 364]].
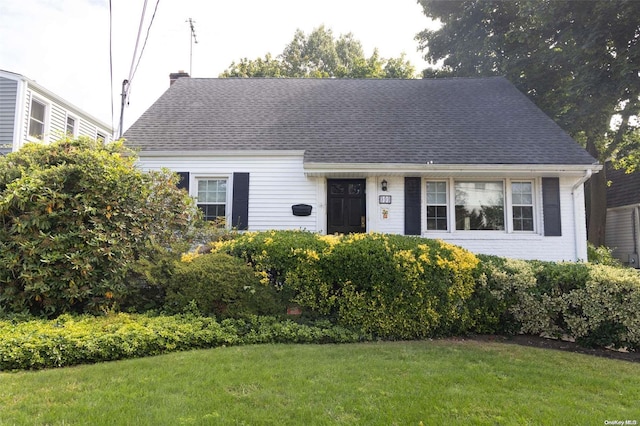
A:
[[292, 204, 312, 216]]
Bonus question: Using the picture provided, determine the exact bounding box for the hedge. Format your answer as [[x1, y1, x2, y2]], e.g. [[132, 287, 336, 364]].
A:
[[215, 231, 479, 339], [0, 313, 364, 371]]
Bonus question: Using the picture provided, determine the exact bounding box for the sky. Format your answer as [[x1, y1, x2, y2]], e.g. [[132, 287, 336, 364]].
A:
[[0, 0, 436, 136]]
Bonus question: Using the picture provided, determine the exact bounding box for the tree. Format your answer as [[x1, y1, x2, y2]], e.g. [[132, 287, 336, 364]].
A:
[[220, 25, 416, 79], [416, 0, 640, 246], [0, 137, 199, 316]]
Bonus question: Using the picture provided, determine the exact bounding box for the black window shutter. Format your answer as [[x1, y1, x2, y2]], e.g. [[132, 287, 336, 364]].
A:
[[542, 177, 562, 236], [232, 172, 250, 230], [404, 177, 421, 235], [176, 172, 189, 191]]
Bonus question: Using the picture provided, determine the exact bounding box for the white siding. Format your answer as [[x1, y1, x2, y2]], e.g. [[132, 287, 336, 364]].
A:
[[138, 153, 319, 232], [606, 207, 635, 262], [367, 176, 405, 234], [50, 103, 66, 137], [137, 154, 589, 262], [372, 175, 586, 262]]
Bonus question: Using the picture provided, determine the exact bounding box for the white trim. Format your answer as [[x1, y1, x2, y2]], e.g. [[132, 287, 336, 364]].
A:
[[192, 174, 232, 224], [304, 162, 602, 177], [423, 177, 540, 236], [27, 95, 48, 142]]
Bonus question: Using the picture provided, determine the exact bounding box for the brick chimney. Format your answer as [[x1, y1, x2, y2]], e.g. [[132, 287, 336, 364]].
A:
[[169, 70, 190, 86]]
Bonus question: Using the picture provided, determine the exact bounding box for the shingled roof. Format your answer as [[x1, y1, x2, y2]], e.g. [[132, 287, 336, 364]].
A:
[[607, 164, 640, 208], [124, 76, 597, 166]]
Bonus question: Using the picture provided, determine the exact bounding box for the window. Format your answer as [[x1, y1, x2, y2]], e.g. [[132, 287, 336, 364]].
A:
[[28, 98, 46, 138], [455, 181, 504, 230], [66, 116, 76, 136], [512, 181, 534, 231], [425, 179, 538, 234], [426, 181, 448, 230], [197, 179, 227, 221]]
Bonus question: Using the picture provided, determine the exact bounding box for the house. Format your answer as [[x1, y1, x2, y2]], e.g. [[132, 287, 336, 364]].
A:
[[605, 164, 640, 268], [124, 75, 601, 262], [0, 69, 112, 154]]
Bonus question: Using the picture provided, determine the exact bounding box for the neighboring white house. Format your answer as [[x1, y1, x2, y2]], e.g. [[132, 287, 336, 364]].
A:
[[0, 69, 112, 154], [605, 164, 640, 268], [124, 75, 601, 262]]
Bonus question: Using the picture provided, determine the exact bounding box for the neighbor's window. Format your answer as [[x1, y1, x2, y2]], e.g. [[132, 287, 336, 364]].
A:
[[66, 116, 76, 136], [28, 98, 46, 138], [197, 179, 227, 221], [426, 181, 448, 231], [455, 181, 504, 230], [512, 181, 534, 231]]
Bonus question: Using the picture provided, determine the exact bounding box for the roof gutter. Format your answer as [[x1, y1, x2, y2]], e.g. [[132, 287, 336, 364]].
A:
[[571, 169, 593, 261]]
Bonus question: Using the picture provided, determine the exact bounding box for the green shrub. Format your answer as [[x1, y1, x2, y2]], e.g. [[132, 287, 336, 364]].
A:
[[164, 253, 283, 318], [473, 257, 640, 350], [587, 242, 622, 266], [217, 231, 480, 339], [0, 314, 364, 371], [0, 137, 199, 317]]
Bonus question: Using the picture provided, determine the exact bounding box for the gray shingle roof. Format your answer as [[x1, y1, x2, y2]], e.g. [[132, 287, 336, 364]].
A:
[[607, 164, 640, 208], [124, 76, 597, 166]]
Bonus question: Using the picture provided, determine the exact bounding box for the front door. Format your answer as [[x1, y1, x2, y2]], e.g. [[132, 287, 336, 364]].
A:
[[327, 179, 366, 234]]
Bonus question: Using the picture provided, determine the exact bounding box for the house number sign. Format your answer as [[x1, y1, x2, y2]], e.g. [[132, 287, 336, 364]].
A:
[[378, 195, 392, 204]]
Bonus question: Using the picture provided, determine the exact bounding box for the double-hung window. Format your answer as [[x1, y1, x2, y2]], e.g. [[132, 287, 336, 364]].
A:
[[426, 181, 448, 230], [425, 179, 536, 233], [197, 178, 227, 221], [28, 98, 46, 139], [66, 116, 76, 136], [511, 181, 534, 231]]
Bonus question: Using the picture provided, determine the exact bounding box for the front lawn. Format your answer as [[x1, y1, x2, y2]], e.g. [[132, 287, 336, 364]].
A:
[[1, 340, 638, 425]]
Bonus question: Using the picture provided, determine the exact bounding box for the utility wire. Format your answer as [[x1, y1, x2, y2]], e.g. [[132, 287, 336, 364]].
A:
[[128, 0, 161, 96], [118, 0, 161, 137], [109, 0, 114, 136]]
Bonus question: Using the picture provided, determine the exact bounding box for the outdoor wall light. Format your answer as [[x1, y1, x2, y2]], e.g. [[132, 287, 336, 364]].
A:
[[381, 179, 388, 191]]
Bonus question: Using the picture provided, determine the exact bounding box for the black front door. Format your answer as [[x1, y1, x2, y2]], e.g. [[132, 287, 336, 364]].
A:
[[327, 179, 366, 234]]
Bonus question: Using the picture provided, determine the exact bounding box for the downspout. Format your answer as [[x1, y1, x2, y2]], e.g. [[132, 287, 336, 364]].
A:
[[571, 169, 593, 261], [633, 205, 640, 268]]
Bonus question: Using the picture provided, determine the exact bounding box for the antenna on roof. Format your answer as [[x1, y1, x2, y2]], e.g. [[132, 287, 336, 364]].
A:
[[186, 18, 198, 76]]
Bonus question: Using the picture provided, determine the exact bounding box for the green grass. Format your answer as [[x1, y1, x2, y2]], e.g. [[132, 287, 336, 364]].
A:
[[0, 340, 638, 425]]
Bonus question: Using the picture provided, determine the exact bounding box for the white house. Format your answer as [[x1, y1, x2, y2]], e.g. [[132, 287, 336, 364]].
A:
[[0, 69, 112, 154], [124, 76, 601, 262]]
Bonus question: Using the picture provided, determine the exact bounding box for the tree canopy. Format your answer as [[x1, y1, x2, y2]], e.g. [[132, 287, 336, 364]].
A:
[[417, 0, 640, 245], [220, 25, 416, 79]]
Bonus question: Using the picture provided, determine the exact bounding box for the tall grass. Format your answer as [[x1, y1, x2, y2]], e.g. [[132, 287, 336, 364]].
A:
[[1, 340, 638, 425]]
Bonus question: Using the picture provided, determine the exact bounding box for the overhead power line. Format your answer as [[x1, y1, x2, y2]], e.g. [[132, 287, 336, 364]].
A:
[[118, 0, 161, 138]]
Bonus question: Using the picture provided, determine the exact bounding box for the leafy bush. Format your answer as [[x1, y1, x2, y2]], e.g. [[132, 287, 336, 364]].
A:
[[0, 137, 199, 317], [587, 243, 622, 266], [216, 231, 479, 339], [0, 314, 364, 371], [473, 258, 640, 350], [164, 253, 283, 318]]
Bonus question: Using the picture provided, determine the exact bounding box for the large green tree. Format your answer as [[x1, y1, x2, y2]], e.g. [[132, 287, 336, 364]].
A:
[[221, 25, 416, 79], [417, 0, 640, 246]]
